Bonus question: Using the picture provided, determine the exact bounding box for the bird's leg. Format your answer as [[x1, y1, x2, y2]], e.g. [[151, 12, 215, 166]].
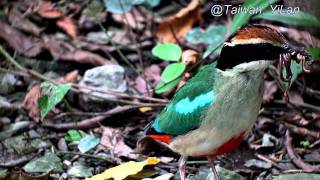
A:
[[178, 156, 187, 180], [207, 156, 220, 180]]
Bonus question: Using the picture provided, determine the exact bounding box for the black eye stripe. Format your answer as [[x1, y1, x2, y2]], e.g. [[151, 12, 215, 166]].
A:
[[217, 43, 286, 70]]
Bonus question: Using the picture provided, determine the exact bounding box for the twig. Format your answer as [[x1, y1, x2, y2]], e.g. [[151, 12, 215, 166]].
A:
[[0, 45, 167, 106], [255, 154, 284, 170], [0, 67, 29, 77], [43, 105, 138, 130], [0, 66, 167, 104], [295, 80, 320, 99], [56, 151, 115, 164], [284, 123, 320, 139], [283, 169, 320, 173], [129, 7, 152, 96], [0, 46, 24, 71], [92, 13, 139, 74], [285, 130, 320, 171], [74, 84, 168, 104], [0, 151, 41, 167], [274, 100, 320, 113]]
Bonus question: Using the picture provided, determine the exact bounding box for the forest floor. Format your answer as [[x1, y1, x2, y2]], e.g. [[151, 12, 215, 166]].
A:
[[0, 0, 320, 180]]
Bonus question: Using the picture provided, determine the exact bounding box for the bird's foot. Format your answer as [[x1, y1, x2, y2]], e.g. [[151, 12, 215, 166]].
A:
[[179, 156, 187, 180], [207, 156, 220, 180]]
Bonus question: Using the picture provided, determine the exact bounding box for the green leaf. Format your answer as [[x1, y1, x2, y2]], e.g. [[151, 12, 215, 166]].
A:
[[161, 63, 186, 83], [152, 43, 182, 61], [309, 47, 320, 60], [103, 0, 134, 14], [300, 140, 310, 148], [65, 129, 82, 142], [38, 82, 72, 120], [155, 78, 181, 94], [78, 135, 100, 153], [203, 43, 224, 59], [254, 10, 320, 28], [231, 0, 278, 33]]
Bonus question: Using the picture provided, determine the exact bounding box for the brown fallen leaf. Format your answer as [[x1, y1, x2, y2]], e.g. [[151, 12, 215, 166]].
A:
[[44, 37, 111, 66], [134, 65, 161, 94], [156, 0, 201, 43], [263, 81, 278, 103], [112, 8, 145, 30], [23, 70, 79, 122], [101, 127, 138, 159], [0, 20, 43, 57], [37, 1, 63, 19], [23, 85, 42, 122], [288, 90, 304, 105], [9, 6, 43, 36], [56, 16, 78, 39]]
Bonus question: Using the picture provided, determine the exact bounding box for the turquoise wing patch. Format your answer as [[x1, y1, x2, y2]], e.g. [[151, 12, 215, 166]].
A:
[[152, 63, 216, 135], [174, 91, 214, 115]]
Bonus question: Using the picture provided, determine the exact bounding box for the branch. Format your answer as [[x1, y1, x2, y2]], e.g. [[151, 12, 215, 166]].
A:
[[285, 130, 320, 171]]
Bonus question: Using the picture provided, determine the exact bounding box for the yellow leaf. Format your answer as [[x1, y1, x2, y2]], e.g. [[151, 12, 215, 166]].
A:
[[86, 157, 160, 180], [139, 107, 153, 113]]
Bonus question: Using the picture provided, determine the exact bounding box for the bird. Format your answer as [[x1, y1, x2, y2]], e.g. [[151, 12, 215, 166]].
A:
[[140, 24, 311, 180]]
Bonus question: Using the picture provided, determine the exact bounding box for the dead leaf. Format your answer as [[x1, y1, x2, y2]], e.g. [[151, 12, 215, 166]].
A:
[[44, 37, 111, 66], [9, 6, 43, 36], [112, 8, 145, 30], [37, 2, 63, 19], [101, 127, 138, 159], [56, 70, 79, 83], [3, 171, 50, 180], [56, 17, 78, 39], [156, 0, 201, 43], [134, 65, 161, 94], [181, 49, 199, 65], [263, 81, 278, 103], [0, 20, 43, 57], [285, 27, 320, 48], [134, 76, 148, 94], [288, 90, 304, 105], [23, 85, 42, 122], [23, 71, 79, 122], [139, 107, 152, 113], [86, 157, 160, 180]]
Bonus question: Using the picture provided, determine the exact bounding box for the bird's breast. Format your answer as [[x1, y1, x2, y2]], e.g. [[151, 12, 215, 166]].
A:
[[169, 69, 265, 156]]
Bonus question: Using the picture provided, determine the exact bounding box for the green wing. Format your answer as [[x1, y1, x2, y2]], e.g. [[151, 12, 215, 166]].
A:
[[152, 63, 216, 135]]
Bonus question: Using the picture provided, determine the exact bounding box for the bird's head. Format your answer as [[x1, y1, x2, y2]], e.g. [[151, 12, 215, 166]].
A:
[[217, 24, 312, 81]]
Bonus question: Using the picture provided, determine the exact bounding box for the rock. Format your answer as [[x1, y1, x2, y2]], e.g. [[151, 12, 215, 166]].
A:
[[86, 31, 110, 44], [0, 121, 31, 141], [0, 73, 19, 95], [274, 173, 320, 180], [23, 152, 63, 173], [78, 64, 127, 108], [187, 166, 245, 180], [67, 163, 93, 178], [244, 159, 272, 169], [1, 134, 52, 166]]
